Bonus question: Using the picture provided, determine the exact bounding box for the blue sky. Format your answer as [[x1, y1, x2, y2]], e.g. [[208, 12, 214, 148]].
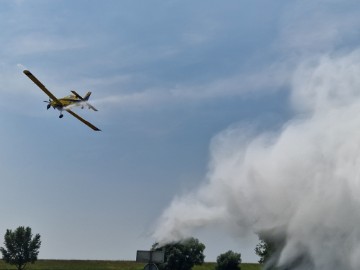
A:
[[1, 0, 359, 263]]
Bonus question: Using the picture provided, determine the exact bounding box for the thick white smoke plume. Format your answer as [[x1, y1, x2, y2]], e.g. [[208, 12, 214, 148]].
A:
[[153, 50, 360, 269]]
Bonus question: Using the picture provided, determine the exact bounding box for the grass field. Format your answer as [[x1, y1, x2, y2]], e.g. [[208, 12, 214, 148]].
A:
[[0, 260, 261, 270], [194, 262, 260, 270]]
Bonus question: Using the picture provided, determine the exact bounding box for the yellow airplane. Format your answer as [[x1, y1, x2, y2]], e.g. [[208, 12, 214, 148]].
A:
[[23, 70, 101, 131]]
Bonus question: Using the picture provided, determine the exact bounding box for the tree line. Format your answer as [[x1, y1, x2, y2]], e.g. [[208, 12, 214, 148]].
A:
[[0, 226, 275, 270]]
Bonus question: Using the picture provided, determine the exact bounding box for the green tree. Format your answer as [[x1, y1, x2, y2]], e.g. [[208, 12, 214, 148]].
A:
[[255, 231, 293, 270], [216, 250, 241, 270], [0, 226, 41, 270], [153, 237, 205, 270], [255, 238, 273, 264]]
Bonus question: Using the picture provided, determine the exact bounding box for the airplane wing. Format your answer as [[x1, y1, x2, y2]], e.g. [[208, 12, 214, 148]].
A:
[[65, 109, 101, 131], [71, 90, 98, 111], [23, 70, 62, 105]]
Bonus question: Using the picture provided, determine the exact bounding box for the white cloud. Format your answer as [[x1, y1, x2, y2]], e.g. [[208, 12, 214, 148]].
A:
[[4, 34, 86, 56], [85, 67, 289, 113], [277, 0, 360, 54], [170, 63, 291, 100], [153, 49, 360, 269], [152, 0, 360, 266], [291, 50, 360, 113]]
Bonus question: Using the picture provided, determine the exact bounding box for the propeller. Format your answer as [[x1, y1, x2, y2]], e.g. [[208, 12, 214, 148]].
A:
[[43, 99, 51, 110]]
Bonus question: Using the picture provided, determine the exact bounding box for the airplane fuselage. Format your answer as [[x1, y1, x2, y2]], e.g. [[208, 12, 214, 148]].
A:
[[49, 94, 84, 110]]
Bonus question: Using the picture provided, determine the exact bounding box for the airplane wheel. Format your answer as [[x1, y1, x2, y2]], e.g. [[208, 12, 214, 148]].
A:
[[59, 115, 63, 118]]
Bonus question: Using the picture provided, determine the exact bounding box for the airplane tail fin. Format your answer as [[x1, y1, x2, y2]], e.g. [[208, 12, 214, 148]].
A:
[[84, 91, 92, 101], [84, 92, 98, 111], [71, 90, 98, 111]]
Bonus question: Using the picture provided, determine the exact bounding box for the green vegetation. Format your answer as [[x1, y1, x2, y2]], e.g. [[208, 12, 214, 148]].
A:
[[153, 237, 205, 270], [0, 227, 41, 270], [0, 260, 144, 270], [194, 263, 259, 270], [215, 251, 241, 270], [0, 260, 260, 270]]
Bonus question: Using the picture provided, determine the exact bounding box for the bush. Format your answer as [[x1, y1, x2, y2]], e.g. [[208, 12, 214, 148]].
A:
[[153, 237, 205, 270], [216, 250, 241, 270]]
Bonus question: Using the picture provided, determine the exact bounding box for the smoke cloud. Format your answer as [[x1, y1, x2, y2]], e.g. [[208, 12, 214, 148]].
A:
[[153, 49, 360, 269]]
